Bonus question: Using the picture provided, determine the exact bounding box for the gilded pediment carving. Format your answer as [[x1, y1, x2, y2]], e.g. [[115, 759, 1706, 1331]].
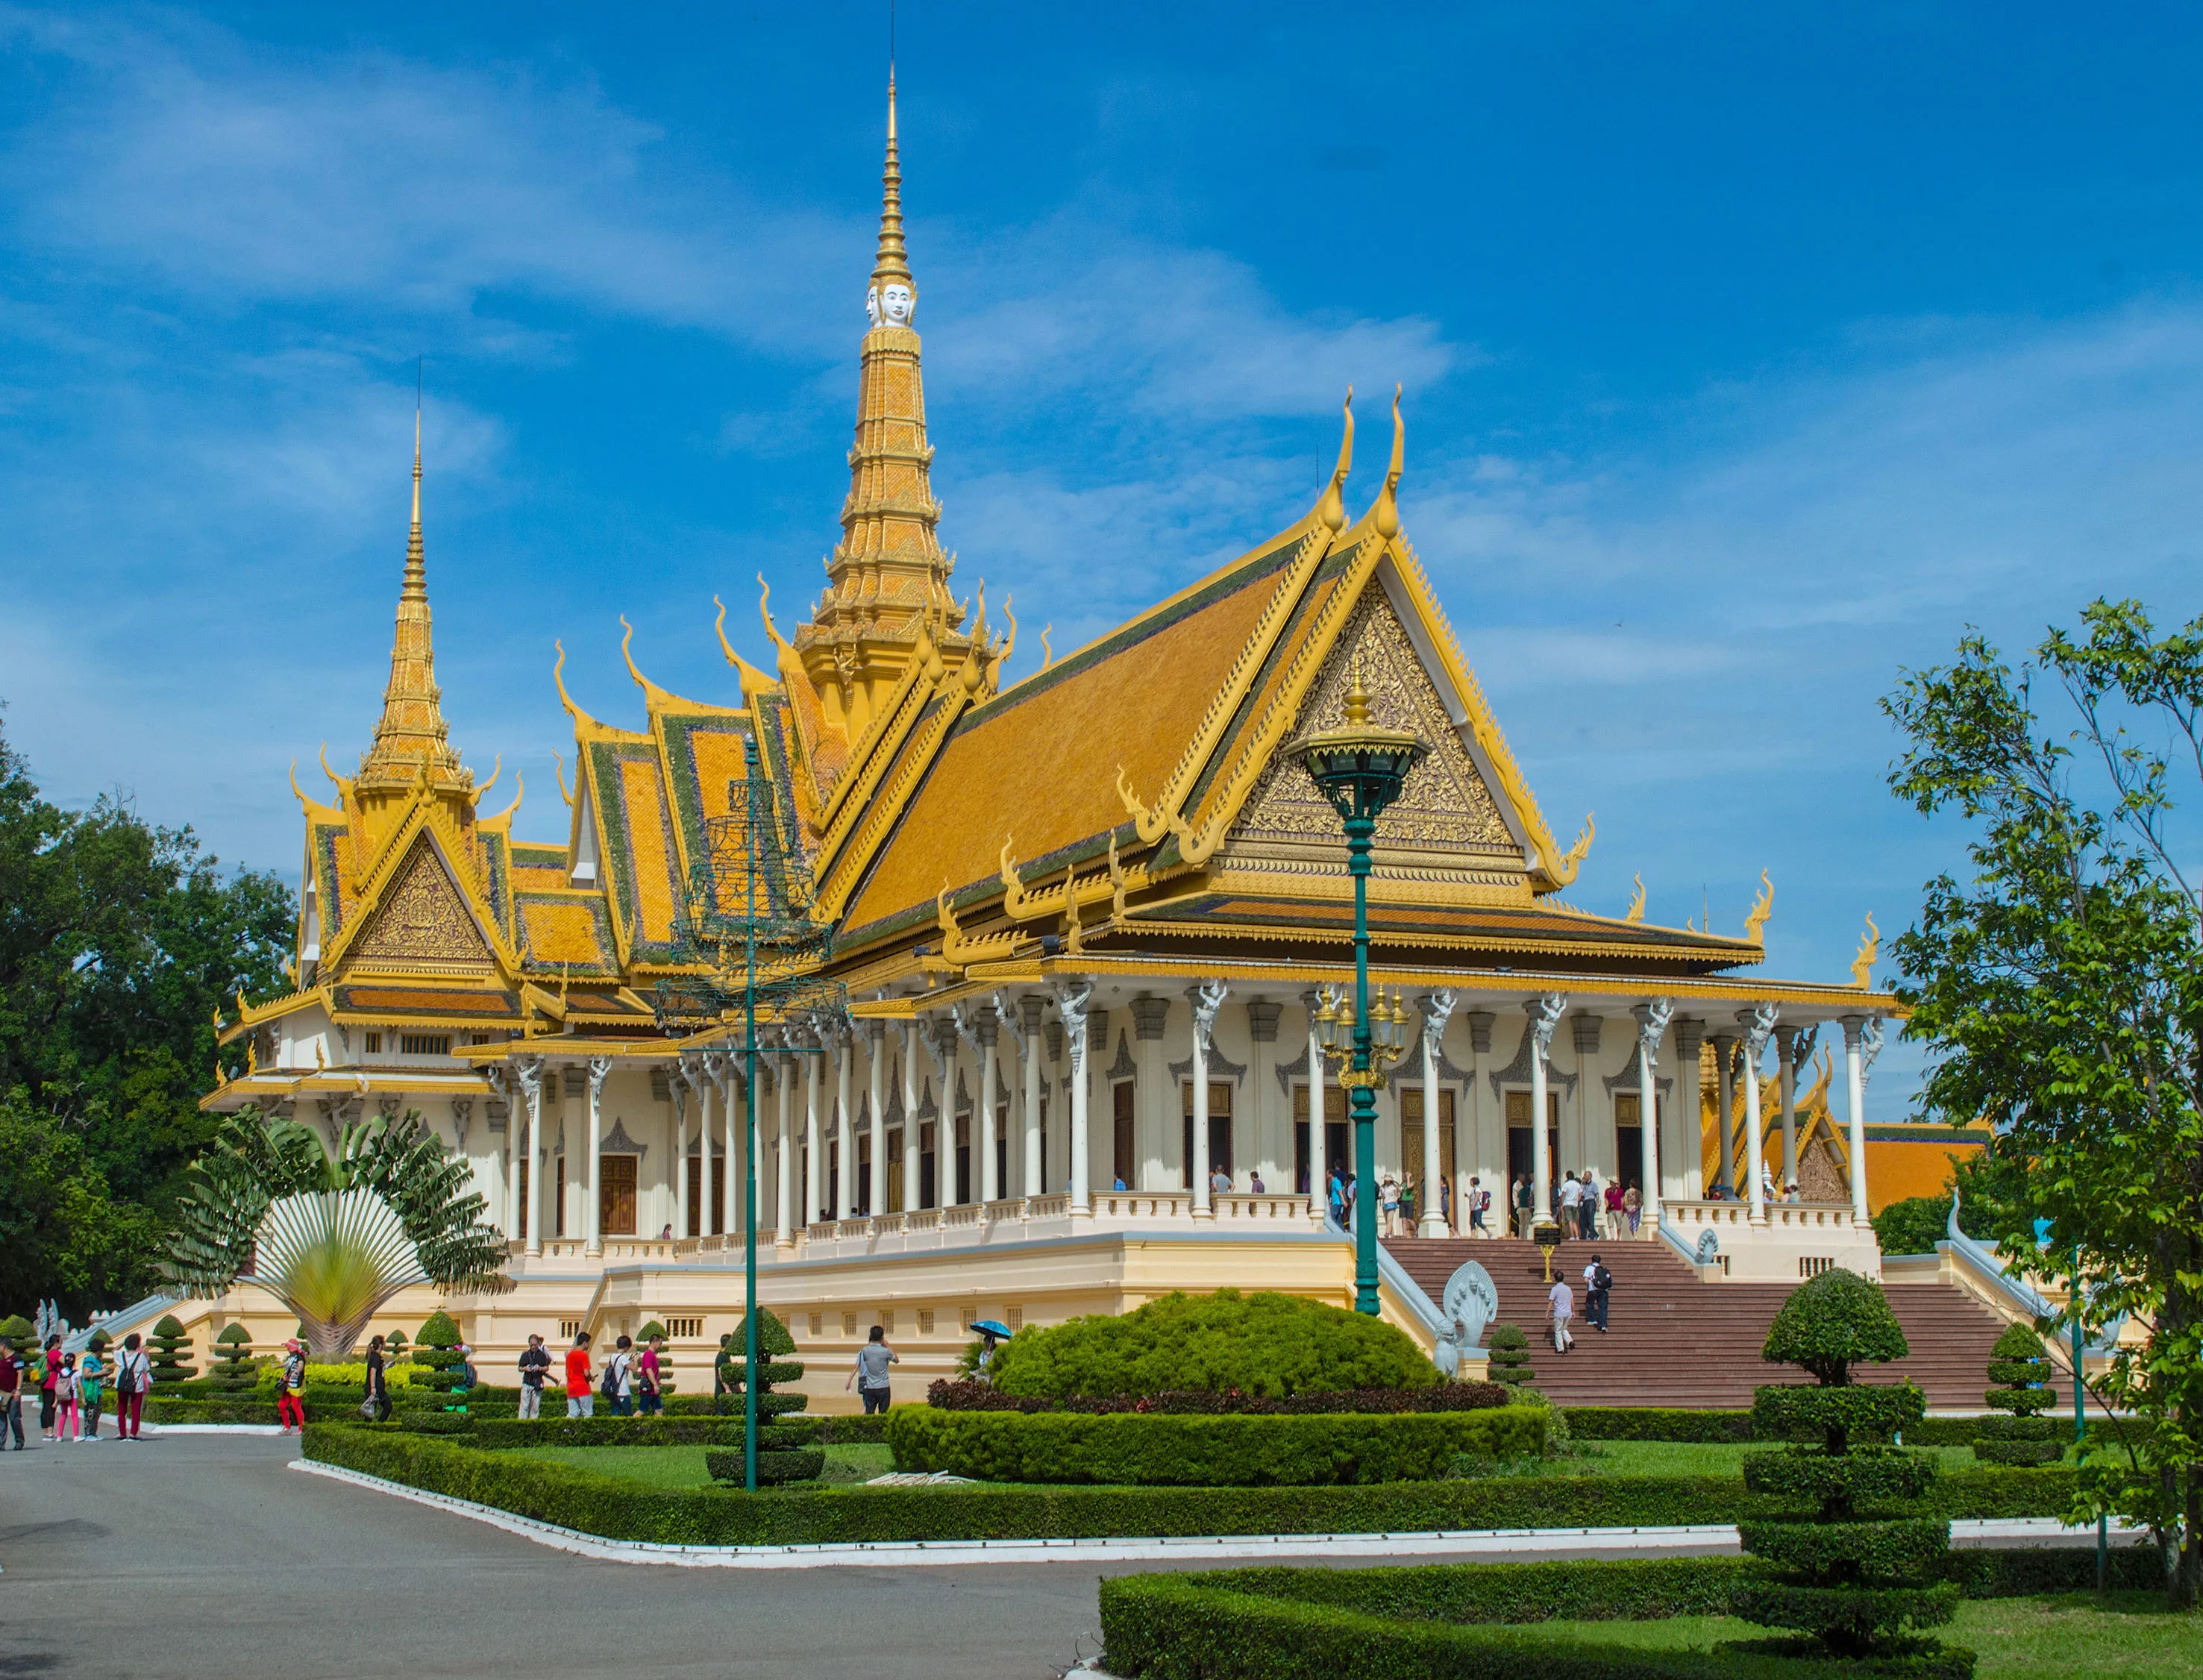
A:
[[347, 834, 495, 974], [1224, 595, 1514, 865]]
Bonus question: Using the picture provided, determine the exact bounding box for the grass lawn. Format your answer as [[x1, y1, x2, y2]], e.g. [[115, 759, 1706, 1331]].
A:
[[1488, 1593, 2199, 1680], [504, 1442, 895, 1489]]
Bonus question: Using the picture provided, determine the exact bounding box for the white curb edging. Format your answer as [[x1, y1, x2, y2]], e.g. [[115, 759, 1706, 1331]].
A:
[[284, 1462, 2135, 1571]]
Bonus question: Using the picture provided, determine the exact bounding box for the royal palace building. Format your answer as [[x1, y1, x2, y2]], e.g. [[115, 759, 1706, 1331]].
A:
[[189, 82, 1965, 1404]]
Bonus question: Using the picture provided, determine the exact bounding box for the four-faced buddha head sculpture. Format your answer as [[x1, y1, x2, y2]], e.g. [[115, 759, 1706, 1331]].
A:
[[865, 280, 916, 330]]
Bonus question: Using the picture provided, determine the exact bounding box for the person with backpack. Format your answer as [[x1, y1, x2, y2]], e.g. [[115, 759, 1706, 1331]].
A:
[[1467, 1176, 1488, 1238], [1512, 1174, 1534, 1238], [602, 1335, 634, 1417], [1582, 1253, 1613, 1333], [636, 1335, 665, 1417], [37, 1336, 60, 1442], [278, 1340, 308, 1432], [54, 1353, 80, 1443], [113, 1332, 151, 1441]]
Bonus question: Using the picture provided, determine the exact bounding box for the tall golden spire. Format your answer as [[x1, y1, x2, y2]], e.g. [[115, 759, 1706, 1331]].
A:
[[792, 71, 976, 742], [359, 404, 469, 795]]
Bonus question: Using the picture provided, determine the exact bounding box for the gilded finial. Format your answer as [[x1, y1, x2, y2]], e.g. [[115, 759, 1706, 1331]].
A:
[[551, 639, 579, 719], [475, 753, 501, 800], [553, 749, 573, 809], [620, 615, 645, 689], [1372, 385, 1405, 540], [757, 574, 795, 658], [403, 398, 425, 603], [1341, 659, 1373, 727], [1624, 872, 1646, 924], [1743, 870, 1776, 944], [488, 774, 524, 827], [288, 758, 308, 810], [1850, 912, 1879, 988], [1315, 387, 1353, 533], [319, 742, 342, 792], [1040, 624, 1053, 670]]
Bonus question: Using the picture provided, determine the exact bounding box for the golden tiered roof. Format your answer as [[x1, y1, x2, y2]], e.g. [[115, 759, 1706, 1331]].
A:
[[215, 71, 1862, 1096]]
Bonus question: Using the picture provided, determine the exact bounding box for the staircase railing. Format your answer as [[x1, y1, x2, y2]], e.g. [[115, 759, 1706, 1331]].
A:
[[1943, 1192, 2125, 1361], [1343, 1214, 1450, 1342]]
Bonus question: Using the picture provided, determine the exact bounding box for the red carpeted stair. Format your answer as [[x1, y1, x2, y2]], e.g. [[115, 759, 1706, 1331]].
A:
[[1384, 1236, 2005, 1409]]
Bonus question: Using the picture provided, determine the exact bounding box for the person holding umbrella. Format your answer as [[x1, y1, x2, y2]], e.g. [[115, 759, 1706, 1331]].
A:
[[968, 1319, 1012, 1382]]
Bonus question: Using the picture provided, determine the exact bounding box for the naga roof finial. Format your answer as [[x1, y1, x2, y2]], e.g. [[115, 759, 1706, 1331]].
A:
[[1315, 388, 1353, 533], [1372, 384, 1406, 539]]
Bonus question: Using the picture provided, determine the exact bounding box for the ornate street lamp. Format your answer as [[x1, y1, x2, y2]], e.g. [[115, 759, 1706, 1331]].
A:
[[1290, 666, 1426, 1314]]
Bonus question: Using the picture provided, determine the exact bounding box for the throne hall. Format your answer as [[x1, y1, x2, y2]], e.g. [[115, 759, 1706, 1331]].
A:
[[189, 81, 1962, 1404]]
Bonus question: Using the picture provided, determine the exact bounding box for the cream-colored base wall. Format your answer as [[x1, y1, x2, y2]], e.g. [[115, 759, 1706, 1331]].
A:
[[152, 1228, 1438, 1414]]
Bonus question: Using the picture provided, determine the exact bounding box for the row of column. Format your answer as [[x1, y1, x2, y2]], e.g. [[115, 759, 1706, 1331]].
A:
[[489, 991, 1887, 1256]]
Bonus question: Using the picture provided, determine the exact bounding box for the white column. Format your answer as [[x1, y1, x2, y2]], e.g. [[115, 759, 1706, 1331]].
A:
[[866, 1022, 886, 1217], [835, 1028, 854, 1220], [1189, 981, 1226, 1213], [976, 1008, 1000, 1203], [1776, 1025, 1809, 1191], [1020, 996, 1044, 1198], [1711, 1031, 1737, 1195], [803, 1044, 822, 1228], [517, 1056, 544, 1257], [561, 1065, 585, 1241], [1303, 990, 1324, 1200], [1529, 994, 1565, 1224], [1464, 1011, 1494, 1231], [901, 1022, 922, 1214], [1417, 991, 1456, 1236], [1632, 999, 1673, 1235], [776, 1051, 796, 1245], [1740, 1004, 1778, 1223], [721, 1056, 745, 1238], [1841, 1016, 1875, 1220], [583, 1056, 609, 1255], [1056, 982, 1093, 1213], [1670, 1018, 1705, 1202], [1245, 1000, 1281, 1191], [671, 1073, 690, 1238]]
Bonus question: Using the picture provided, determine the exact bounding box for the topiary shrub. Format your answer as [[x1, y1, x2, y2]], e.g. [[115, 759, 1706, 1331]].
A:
[[148, 1315, 197, 1389], [385, 1329, 410, 1364], [410, 1311, 470, 1412], [989, 1291, 1436, 1400], [1485, 1323, 1535, 1388], [0, 1314, 32, 1347], [1976, 1324, 2061, 1467], [714, 1309, 814, 1482], [208, 1323, 257, 1393], [1731, 1269, 1971, 1675]]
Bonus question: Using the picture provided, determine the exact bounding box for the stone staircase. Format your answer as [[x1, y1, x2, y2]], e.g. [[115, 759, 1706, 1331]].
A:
[[1383, 1236, 2008, 1410]]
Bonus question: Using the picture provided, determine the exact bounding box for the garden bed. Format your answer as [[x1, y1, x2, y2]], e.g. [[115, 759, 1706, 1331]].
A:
[[1098, 1560, 2176, 1680], [300, 1423, 2076, 1549]]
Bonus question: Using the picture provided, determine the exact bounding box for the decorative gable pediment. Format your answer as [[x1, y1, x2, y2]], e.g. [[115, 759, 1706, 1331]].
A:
[[345, 833, 497, 975], [1218, 589, 1525, 886]]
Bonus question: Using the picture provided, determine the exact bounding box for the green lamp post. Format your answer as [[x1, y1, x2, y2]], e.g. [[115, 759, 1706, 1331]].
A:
[[1290, 665, 1426, 1314]]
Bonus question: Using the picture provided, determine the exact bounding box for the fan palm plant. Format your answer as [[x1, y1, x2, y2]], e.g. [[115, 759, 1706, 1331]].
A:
[[168, 1110, 505, 1361]]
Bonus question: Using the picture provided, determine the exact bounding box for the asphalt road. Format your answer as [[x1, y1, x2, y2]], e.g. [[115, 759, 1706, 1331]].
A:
[[0, 1430, 1117, 1679]]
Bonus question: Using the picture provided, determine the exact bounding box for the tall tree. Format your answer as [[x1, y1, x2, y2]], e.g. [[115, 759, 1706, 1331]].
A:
[[1884, 599, 2203, 1607], [0, 711, 293, 1314]]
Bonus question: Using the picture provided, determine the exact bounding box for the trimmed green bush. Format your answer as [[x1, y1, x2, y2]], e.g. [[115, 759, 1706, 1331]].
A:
[[988, 1290, 1435, 1400], [1485, 1323, 1535, 1388], [459, 1414, 817, 1450], [410, 1311, 470, 1411], [887, 1405, 1545, 1486], [207, 1323, 257, 1393], [1735, 1270, 1968, 1673], [719, 1310, 806, 1417], [0, 1314, 32, 1346], [1976, 1324, 2060, 1467], [301, 1422, 2073, 1546], [147, 1315, 196, 1389], [706, 1447, 825, 1486], [1565, 1408, 1984, 1448]]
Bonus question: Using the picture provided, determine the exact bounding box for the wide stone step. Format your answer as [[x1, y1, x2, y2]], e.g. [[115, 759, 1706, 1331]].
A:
[[1385, 1238, 2009, 1409]]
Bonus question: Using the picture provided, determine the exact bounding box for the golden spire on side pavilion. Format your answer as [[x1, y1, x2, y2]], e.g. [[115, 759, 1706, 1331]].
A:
[[792, 70, 975, 740], [358, 400, 470, 798]]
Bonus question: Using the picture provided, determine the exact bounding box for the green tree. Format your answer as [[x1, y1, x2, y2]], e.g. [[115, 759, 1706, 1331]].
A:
[[0, 712, 293, 1314], [1884, 598, 2203, 1607]]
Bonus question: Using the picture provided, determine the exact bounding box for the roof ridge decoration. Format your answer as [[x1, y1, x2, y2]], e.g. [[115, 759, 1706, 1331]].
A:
[[1114, 394, 1356, 868], [359, 404, 470, 795], [711, 595, 777, 697]]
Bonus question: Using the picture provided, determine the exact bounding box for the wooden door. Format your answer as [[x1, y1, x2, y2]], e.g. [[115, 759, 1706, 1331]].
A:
[[685, 1156, 703, 1237], [600, 1155, 637, 1235], [1112, 1082, 1135, 1189]]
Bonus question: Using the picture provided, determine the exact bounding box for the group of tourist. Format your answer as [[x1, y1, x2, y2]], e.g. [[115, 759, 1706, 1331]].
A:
[[0, 1332, 154, 1448], [1320, 1169, 1501, 1237], [1511, 1170, 1643, 1240]]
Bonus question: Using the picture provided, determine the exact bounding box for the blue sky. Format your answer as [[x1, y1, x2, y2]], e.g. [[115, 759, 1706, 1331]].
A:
[[4, 4, 2202, 1110]]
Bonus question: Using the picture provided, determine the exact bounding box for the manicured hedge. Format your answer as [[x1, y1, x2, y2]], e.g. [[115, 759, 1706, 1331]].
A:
[[301, 1424, 2074, 1546], [926, 1379, 1511, 1414], [459, 1416, 818, 1450], [1566, 1408, 1987, 1448], [1097, 1551, 2160, 1680], [147, 1398, 285, 1426], [887, 1406, 1547, 1486]]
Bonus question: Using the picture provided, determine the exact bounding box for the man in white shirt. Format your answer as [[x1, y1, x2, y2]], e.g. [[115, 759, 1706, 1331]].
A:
[[1557, 1173, 1582, 1238], [1548, 1276, 1575, 1353]]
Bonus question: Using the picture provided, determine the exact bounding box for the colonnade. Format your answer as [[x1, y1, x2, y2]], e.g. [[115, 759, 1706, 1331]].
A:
[[479, 986, 1887, 1256]]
